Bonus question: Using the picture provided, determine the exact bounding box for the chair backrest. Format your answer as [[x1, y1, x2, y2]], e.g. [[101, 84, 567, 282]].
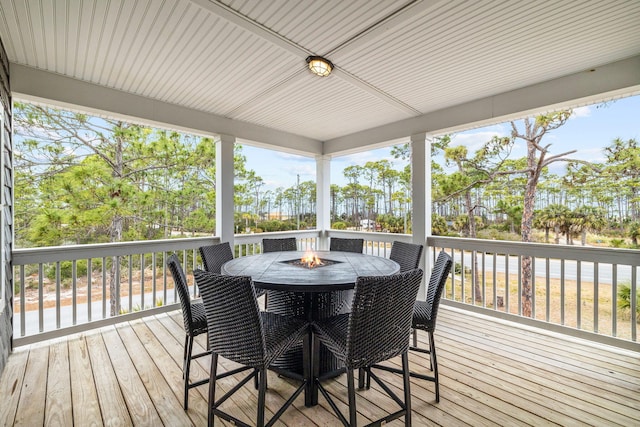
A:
[[424, 250, 453, 323], [166, 253, 194, 333], [389, 241, 424, 272], [262, 237, 297, 253], [345, 269, 424, 368], [199, 242, 234, 274], [194, 269, 266, 367], [330, 237, 364, 253]]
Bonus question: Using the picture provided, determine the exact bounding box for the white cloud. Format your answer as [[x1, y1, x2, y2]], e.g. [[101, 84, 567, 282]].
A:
[[571, 106, 591, 118], [568, 146, 606, 163], [450, 125, 509, 152]]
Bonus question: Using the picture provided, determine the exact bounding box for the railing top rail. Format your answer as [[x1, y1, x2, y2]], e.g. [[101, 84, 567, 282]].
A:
[[234, 229, 321, 245], [327, 229, 413, 244], [428, 236, 640, 266], [13, 236, 221, 265]]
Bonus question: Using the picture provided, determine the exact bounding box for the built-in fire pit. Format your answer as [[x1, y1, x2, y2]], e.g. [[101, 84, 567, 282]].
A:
[[281, 250, 342, 269]]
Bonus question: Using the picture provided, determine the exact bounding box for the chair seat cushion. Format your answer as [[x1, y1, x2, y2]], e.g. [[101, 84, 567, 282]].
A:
[[412, 300, 435, 331], [190, 300, 209, 336]]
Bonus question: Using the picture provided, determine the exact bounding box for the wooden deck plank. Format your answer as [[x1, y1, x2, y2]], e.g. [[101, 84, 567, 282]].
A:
[[0, 347, 29, 426], [436, 328, 638, 424], [358, 358, 535, 427], [435, 340, 615, 426], [100, 327, 164, 426], [116, 321, 196, 426], [438, 309, 640, 410], [373, 358, 526, 427], [2, 307, 638, 427], [440, 309, 640, 383], [45, 340, 73, 426], [13, 345, 48, 426], [129, 318, 209, 426], [85, 331, 133, 426], [438, 311, 637, 397], [67, 334, 103, 426]]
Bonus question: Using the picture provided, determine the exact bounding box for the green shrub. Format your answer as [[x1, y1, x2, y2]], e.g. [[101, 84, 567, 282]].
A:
[[610, 239, 626, 248], [618, 284, 640, 322], [45, 259, 89, 280], [453, 262, 470, 276], [431, 214, 448, 235], [332, 222, 347, 230]]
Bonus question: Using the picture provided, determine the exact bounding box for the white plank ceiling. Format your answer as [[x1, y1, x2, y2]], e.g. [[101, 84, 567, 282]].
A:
[[0, 0, 639, 147]]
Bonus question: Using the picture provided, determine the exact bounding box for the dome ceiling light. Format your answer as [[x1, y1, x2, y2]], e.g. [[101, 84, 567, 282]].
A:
[[306, 56, 334, 77]]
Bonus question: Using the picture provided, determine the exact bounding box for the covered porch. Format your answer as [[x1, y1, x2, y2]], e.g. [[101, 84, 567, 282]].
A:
[[3, 307, 638, 426], [0, 0, 640, 425]]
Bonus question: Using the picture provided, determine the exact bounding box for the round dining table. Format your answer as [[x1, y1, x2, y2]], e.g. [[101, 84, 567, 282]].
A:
[[221, 250, 400, 406]]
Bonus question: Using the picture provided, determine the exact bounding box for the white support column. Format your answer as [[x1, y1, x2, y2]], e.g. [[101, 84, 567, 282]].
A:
[[411, 132, 432, 299], [316, 155, 331, 250], [216, 134, 235, 245]]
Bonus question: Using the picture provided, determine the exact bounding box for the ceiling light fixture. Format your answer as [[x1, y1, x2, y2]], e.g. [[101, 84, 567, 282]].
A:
[[306, 56, 334, 77]]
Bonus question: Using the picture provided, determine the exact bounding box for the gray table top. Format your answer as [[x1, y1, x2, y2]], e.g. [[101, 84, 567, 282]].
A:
[[221, 250, 400, 292]]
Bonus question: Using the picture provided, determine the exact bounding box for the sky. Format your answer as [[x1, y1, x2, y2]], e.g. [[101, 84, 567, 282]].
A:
[[240, 95, 640, 190]]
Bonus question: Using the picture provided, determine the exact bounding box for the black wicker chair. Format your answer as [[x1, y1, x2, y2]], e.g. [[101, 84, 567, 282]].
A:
[[199, 242, 266, 299], [376, 250, 452, 403], [410, 250, 452, 402], [390, 241, 424, 272], [198, 242, 234, 274], [313, 269, 424, 426], [194, 269, 308, 427], [330, 237, 364, 253], [166, 253, 210, 410], [262, 237, 297, 252]]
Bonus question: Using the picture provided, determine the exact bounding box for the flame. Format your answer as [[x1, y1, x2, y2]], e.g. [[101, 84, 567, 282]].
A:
[[301, 250, 324, 268]]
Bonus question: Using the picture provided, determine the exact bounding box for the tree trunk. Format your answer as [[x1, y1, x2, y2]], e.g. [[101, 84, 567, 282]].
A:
[[521, 174, 537, 317], [465, 191, 482, 302], [109, 130, 124, 316], [109, 255, 120, 316]]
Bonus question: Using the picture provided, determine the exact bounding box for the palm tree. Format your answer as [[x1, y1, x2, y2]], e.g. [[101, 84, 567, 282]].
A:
[[628, 221, 640, 246], [533, 209, 552, 243], [535, 204, 571, 244], [570, 206, 607, 246]]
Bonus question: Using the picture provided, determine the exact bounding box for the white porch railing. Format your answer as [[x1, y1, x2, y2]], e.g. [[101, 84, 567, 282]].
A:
[[13, 236, 220, 345], [428, 236, 639, 351], [12, 231, 639, 351], [11, 229, 407, 345]]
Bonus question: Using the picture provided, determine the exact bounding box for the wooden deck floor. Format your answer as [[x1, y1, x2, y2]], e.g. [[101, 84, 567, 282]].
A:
[[1, 306, 638, 426]]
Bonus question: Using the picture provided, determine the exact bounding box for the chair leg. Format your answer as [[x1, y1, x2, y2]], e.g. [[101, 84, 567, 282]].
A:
[[184, 335, 194, 410], [254, 368, 267, 390], [402, 352, 412, 426], [357, 367, 365, 389], [412, 328, 417, 348], [208, 353, 218, 427], [347, 369, 357, 426], [429, 331, 439, 403], [257, 368, 267, 427], [365, 366, 371, 390], [183, 335, 189, 378]]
